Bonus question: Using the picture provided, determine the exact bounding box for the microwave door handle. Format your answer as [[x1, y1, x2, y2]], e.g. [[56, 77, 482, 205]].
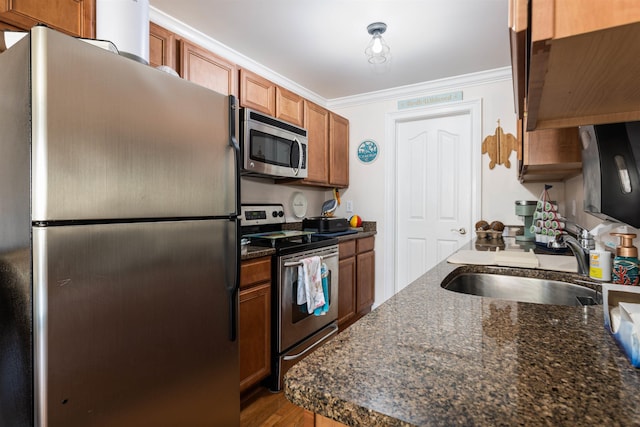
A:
[[293, 137, 303, 176]]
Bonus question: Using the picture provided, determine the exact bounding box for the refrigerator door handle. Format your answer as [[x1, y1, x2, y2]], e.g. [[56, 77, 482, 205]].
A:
[[228, 94, 240, 152], [227, 215, 240, 342], [227, 94, 241, 342]]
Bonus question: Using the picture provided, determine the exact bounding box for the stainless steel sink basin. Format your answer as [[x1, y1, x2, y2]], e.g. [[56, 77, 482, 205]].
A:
[[441, 272, 601, 306]]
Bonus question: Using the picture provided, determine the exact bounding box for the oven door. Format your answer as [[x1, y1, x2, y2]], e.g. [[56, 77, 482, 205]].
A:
[[277, 245, 339, 352]]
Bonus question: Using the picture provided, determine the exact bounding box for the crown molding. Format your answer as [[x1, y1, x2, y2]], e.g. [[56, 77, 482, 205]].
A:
[[327, 67, 512, 109]]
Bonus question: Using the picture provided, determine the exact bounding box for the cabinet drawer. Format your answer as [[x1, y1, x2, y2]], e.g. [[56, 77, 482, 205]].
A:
[[339, 240, 356, 258], [240, 256, 271, 289], [357, 236, 375, 253]]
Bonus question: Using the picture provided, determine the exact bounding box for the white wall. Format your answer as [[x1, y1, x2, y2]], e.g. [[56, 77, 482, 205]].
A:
[[241, 177, 330, 222], [329, 69, 574, 305]]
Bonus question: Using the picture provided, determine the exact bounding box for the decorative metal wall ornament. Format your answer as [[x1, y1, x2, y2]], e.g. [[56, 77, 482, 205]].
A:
[[481, 119, 519, 169], [357, 139, 379, 163]]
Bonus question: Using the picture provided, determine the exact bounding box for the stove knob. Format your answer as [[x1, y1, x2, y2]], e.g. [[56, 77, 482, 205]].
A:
[[278, 210, 284, 217], [271, 211, 278, 218]]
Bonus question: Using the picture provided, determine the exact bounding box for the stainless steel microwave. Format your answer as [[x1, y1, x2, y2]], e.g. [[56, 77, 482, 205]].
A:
[[240, 108, 308, 179]]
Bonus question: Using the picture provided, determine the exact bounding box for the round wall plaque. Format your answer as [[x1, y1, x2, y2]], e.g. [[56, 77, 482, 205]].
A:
[[357, 139, 379, 163]]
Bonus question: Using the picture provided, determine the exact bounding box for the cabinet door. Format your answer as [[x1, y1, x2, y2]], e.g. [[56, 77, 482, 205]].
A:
[[356, 250, 375, 314], [149, 22, 175, 70], [239, 69, 275, 116], [239, 282, 271, 393], [240, 256, 271, 289], [519, 119, 582, 182], [276, 86, 304, 127], [338, 256, 356, 327], [329, 112, 349, 188], [179, 39, 236, 96], [0, 0, 95, 37], [303, 100, 330, 184]]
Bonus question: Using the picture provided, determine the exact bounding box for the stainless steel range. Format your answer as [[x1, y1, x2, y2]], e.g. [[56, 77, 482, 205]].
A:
[[241, 204, 339, 391]]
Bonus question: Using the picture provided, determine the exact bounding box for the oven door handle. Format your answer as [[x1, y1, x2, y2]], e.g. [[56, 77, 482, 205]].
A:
[[283, 252, 338, 268], [282, 323, 339, 361]]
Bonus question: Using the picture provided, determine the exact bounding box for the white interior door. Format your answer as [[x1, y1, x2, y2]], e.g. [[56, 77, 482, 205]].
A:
[[395, 108, 477, 291]]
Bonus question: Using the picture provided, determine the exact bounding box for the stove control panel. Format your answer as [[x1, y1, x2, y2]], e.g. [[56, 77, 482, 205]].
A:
[[241, 204, 285, 226]]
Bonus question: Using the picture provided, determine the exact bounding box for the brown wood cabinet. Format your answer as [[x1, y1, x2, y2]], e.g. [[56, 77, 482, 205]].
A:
[[329, 113, 349, 188], [239, 69, 304, 126], [519, 119, 582, 183], [510, 0, 640, 130], [0, 0, 95, 38], [149, 21, 175, 70], [239, 256, 271, 393], [337, 236, 374, 329], [337, 240, 356, 327], [355, 237, 375, 313], [239, 68, 275, 116], [179, 38, 236, 96], [276, 86, 304, 127], [302, 100, 330, 184], [297, 106, 349, 188]]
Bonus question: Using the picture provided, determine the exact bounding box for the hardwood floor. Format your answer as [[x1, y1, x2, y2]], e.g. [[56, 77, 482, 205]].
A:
[[240, 386, 306, 427]]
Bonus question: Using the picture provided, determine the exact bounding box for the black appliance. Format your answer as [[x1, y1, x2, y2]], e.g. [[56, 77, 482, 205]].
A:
[[580, 121, 640, 227], [303, 216, 351, 234]]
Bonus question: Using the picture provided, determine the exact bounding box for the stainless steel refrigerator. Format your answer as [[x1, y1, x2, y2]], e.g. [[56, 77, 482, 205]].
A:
[[0, 27, 240, 426]]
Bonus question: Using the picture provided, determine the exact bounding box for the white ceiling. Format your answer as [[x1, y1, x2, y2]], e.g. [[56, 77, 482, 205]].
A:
[[148, 0, 511, 100]]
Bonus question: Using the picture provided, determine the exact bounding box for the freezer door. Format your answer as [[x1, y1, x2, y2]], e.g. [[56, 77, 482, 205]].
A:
[[32, 220, 239, 427], [30, 27, 236, 221]]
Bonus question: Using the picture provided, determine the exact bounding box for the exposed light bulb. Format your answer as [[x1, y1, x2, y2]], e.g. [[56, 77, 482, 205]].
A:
[[372, 36, 382, 54]]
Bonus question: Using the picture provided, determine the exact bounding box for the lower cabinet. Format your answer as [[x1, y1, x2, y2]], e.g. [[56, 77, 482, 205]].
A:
[[356, 237, 375, 313], [239, 256, 271, 393], [338, 236, 375, 329], [337, 241, 357, 327]]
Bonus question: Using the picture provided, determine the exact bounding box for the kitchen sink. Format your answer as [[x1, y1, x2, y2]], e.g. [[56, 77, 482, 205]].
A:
[[441, 272, 601, 306]]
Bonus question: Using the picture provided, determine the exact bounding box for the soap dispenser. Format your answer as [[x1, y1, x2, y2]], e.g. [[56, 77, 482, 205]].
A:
[[611, 233, 640, 285]]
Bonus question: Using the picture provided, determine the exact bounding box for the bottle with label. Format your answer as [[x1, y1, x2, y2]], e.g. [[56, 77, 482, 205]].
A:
[[611, 233, 640, 285], [589, 243, 612, 281]]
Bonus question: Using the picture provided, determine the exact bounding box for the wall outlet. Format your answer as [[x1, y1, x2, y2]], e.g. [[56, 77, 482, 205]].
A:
[[346, 200, 354, 213]]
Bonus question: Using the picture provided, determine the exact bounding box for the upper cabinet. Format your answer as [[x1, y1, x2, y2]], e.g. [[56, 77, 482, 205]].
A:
[[518, 119, 582, 183], [179, 39, 236, 96], [0, 0, 95, 38], [329, 113, 349, 188], [275, 86, 304, 127], [239, 69, 304, 127], [147, 24, 235, 96], [302, 100, 330, 184], [513, 0, 640, 131], [149, 22, 175, 70], [298, 103, 349, 188], [239, 69, 275, 116]]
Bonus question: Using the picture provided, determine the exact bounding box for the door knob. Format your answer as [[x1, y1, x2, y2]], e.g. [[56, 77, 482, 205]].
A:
[[451, 227, 466, 235]]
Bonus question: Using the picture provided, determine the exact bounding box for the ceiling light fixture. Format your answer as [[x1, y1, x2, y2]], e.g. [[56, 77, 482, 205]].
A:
[[364, 22, 390, 64]]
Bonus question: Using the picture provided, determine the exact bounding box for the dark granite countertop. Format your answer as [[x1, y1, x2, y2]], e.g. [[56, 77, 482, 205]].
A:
[[284, 243, 640, 426], [241, 225, 376, 261]]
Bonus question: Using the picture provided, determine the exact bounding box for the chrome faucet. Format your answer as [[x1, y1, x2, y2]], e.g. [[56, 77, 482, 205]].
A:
[[548, 227, 595, 276]]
